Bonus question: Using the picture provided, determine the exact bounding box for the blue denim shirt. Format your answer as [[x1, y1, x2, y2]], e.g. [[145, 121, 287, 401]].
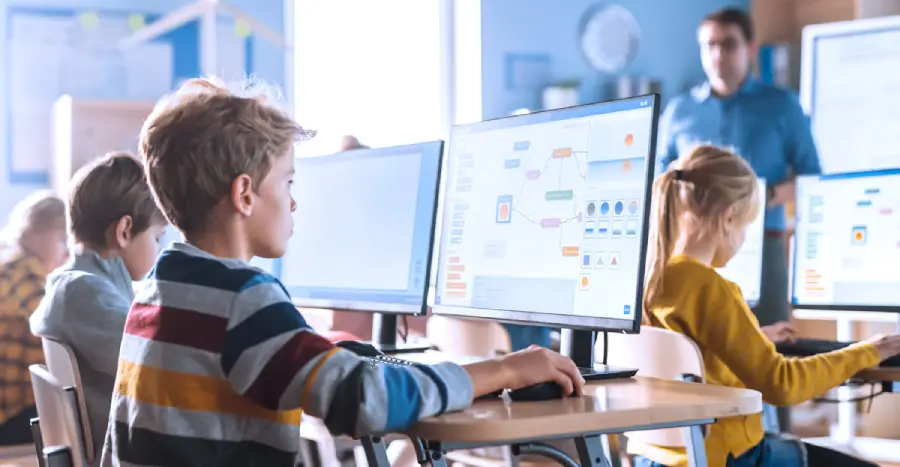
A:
[[657, 78, 821, 231]]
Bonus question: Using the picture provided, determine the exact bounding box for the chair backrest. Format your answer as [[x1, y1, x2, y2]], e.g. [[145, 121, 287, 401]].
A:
[[603, 327, 706, 447], [40, 338, 93, 460], [426, 316, 511, 358], [29, 365, 85, 467]]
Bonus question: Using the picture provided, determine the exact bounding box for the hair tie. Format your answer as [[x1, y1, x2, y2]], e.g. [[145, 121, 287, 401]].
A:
[[673, 169, 685, 181]]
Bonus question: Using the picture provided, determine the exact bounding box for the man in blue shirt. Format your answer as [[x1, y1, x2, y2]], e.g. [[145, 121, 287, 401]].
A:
[[658, 8, 820, 327], [658, 8, 821, 433]]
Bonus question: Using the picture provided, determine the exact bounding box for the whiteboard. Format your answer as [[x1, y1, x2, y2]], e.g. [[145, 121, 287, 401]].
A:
[[799, 15, 900, 174]]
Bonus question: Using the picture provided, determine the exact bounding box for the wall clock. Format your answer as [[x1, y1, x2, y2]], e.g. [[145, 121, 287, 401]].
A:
[[580, 3, 641, 73]]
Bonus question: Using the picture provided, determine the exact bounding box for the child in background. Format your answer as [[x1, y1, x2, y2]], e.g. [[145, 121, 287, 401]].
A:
[[31, 152, 168, 458], [0, 192, 67, 445], [102, 78, 583, 467], [631, 145, 900, 467]]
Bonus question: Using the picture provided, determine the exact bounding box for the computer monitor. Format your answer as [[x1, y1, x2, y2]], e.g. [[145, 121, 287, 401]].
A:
[[716, 178, 766, 307], [281, 141, 444, 346], [792, 169, 900, 312], [432, 95, 660, 373]]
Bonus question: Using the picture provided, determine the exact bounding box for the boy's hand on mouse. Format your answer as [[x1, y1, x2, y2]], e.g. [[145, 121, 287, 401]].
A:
[[500, 345, 585, 396], [858, 334, 900, 361], [760, 321, 797, 343]]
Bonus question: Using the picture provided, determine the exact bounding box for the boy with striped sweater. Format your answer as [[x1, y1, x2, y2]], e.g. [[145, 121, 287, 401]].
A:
[[101, 79, 584, 467]]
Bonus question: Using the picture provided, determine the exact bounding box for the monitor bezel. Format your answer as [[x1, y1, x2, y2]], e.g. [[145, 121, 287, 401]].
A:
[[790, 168, 900, 313], [285, 140, 445, 316], [431, 94, 661, 333]]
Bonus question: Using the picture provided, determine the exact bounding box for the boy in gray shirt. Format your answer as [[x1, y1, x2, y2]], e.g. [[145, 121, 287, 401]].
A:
[[31, 152, 168, 458]]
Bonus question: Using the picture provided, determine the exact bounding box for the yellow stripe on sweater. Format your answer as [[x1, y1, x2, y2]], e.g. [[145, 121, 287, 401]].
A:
[[301, 347, 342, 409], [115, 359, 301, 426]]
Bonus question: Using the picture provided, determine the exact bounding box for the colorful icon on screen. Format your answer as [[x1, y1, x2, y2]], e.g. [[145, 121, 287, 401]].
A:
[[851, 225, 867, 245], [496, 195, 513, 224], [625, 134, 634, 146], [579, 274, 591, 290]]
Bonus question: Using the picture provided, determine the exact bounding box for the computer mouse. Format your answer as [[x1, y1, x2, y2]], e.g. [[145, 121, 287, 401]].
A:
[[335, 340, 383, 357], [508, 382, 572, 402], [476, 390, 504, 400]]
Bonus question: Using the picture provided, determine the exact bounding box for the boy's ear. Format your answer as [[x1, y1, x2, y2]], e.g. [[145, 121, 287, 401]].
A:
[[231, 173, 255, 217], [114, 215, 134, 248]]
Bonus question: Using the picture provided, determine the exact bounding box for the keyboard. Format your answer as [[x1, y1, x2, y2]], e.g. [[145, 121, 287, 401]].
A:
[[775, 338, 900, 367], [364, 354, 414, 367], [579, 365, 639, 380]]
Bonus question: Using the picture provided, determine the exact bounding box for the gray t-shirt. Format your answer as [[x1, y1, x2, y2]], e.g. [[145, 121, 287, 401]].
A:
[[30, 248, 133, 460]]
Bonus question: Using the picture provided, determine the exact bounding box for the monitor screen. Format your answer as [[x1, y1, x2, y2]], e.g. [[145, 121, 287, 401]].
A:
[[281, 141, 444, 314], [432, 95, 660, 332], [792, 169, 900, 311], [716, 178, 767, 307]]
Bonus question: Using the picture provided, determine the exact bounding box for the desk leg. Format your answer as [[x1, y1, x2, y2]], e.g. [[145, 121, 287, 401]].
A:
[[503, 446, 520, 467], [601, 434, 622, 467], [361, 437, 391, 467], [574, 435, 612, 467], [683, 425, 707, 467]]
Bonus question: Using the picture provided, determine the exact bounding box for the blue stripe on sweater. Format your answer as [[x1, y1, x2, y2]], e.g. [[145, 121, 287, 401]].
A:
[[381, 366, 422, 432], [150, 250, 261, 292]]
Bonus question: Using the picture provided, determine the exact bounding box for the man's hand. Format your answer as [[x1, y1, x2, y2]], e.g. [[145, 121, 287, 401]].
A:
[[767, 180, 796, 208], [760, 321, 797, 343]]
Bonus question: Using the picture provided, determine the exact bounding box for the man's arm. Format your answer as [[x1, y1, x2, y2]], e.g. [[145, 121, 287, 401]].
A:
[[655, 99, 680, 175], [771, 94, 822, 207], [221, 277, 474, 437]]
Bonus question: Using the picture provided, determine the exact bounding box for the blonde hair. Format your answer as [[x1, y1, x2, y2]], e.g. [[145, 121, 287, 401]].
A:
[[0, 191, 66, 255], [643, 145, 760, 314], [139, 77, 314, 235]]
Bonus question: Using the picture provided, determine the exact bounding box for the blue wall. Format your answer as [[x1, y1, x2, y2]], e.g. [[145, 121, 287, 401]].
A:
[[480, 0, 750, 119]]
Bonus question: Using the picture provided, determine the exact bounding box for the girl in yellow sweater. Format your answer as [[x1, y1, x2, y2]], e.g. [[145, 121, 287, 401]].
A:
[[630, 145, 900, 467]]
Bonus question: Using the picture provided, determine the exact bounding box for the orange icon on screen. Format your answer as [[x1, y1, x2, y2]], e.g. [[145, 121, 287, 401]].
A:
[[622, 159, 632, 173], [855, 231, 864, 241], [625, 134, 634, 146], [499, 204, 509, 220]]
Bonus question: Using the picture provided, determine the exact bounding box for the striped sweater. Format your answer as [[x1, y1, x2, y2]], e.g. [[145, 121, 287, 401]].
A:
[[101, 243, 474, 467]]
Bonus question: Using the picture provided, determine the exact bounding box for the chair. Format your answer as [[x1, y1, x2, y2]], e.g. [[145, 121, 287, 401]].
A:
[[424, 317, 517, 467], [40, 338, 93, 461], [603, 328, 707, 458], [425, 316, 511, 357], [28, 365, 86, 467]]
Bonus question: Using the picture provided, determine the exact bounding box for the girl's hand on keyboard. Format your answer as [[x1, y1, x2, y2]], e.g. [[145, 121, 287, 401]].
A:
[[859, 334, 900, 361], [760, 321, 797, 343]]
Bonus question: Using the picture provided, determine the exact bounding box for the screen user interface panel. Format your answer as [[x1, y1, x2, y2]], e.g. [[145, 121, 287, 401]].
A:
[[434, 96, 658, 329], [793, 169, 900, 310], [282, 141, 443, 314]]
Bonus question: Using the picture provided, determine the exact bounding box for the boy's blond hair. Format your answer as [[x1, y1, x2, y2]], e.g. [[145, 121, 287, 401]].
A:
[[139, 78, 314, 235], [0, 191, 66, 253], [644, 145, 760, 315], [68, 152, 166, 248]]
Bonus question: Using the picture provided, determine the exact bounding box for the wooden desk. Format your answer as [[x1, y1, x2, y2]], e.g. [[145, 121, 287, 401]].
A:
[[801, 365, 900, 465], [360, 376, 761, 467], [405, 377, 760, 444], [857, 366, 900, 385], [301, 351, 762, 467]]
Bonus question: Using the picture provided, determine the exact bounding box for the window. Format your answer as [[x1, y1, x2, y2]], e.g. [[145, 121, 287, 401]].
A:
[[294, 0, 443, 156]]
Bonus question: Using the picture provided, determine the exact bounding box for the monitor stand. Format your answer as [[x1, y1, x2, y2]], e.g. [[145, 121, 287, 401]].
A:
[[369, 313, 432, 355], [560, 329, 638, 381]]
